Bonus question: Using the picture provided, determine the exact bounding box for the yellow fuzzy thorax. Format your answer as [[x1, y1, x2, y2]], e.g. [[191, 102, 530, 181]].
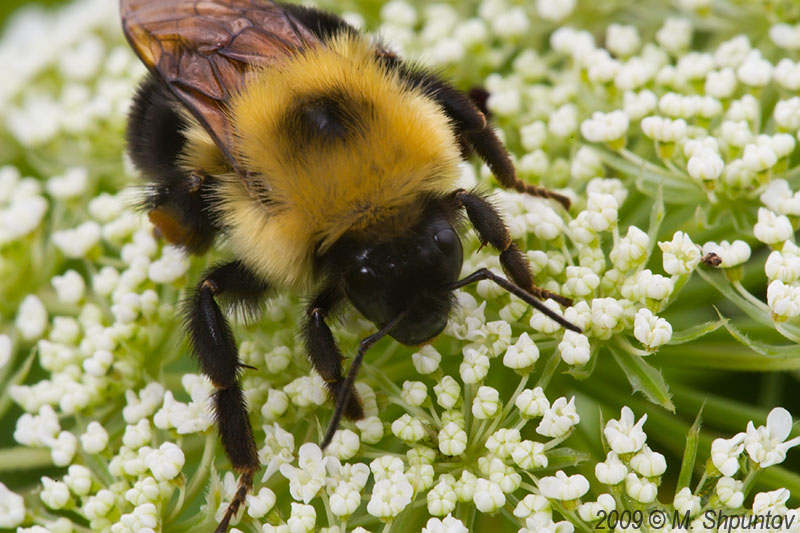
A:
[[209, 33, 462, 291]]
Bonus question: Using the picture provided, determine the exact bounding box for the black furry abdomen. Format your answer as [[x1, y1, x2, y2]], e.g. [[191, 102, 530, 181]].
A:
[[126, 74, 220, 254]]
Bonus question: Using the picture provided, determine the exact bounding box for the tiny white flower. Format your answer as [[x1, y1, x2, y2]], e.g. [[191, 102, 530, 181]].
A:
[[356, 415, 384, 445], [548, 103, 578, 138], [604, 406, 648, 454], [472, 386, 500, 419], [47, 167, 88, 200], [752, 488, 791, 514], [516, 387, 549, 418], [391, 413, 426, 442], [536, 0, 575, 22], [51, 270, 86, 304], [246, 487, 277, 519], [529, 299, 567, 334], [145, 442, 185, 481], [472, 478, 505, 512], [705, 68, 737, 98], [580, 110, 629, 144], [438, 422, 468, 456], [49, 430, 78, 467], [16, 294, 48, 341], [513, 493, 550, 519], [606, 24, 640, 57], [630, 444, 667, 477], [485, 428, 521, 459], [767, 280, 800, 320], [537, 397, 580, 438], [625, 473, 658, 503], [590, 297, 624, 338], [40, 476, 70, 509], [287, 502, 316, 533], [369, 455, 404, 482], [633, 309, 672, 350], [422, 513, 467, 533], [122, 418, 153, 449], [659, 231, 701, 275], [80, 421, 109, 453], [687, 147, 724, 182], [400, 380, 427, 407], [770, 23, 800, 50], [82, 488, 115, 521], [563, 266, 600, 298], [703, 240, 751, 268], [595, 451, 628, 485], [774, 97, 800, 132], [673, 487, 701, 516], [754, 208, 793, 245], [502, 332, 539, 370], [610, 225, 649, 271], [539, 471, 590, 501], [64, 464, 93, 495], [148, 245, 189, 283], [52, 221, 101, 258], [715, 477, 745, 508], [459, 344, 490, 384], [737, 50, 773, 87], [367, 471, 413, 519], [280, 443, 329, 503], [711, 433, 746, 476], [656, 17, 692, 54], [744, 407, 800, 467], [558, 331, 591, 366], [743, 142, 778, 173], [454, 470, 477, 503], [412, 344, 441, 374], [325, 429, 360, 461], [775, 58, 800, 91], [510, 440, 548, 470], [641, 116, 687, 144]]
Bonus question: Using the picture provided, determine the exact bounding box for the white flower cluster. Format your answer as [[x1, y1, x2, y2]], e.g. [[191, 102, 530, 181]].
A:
[[3, 0, 800, 531]]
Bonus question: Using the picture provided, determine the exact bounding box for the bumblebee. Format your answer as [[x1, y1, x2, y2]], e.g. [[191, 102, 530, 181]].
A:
[[121, 0, 580, 529]]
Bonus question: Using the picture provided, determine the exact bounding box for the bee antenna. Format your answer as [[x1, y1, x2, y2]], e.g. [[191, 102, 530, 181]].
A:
[[320, 311, 407, 449], [450, 268, 582, 333]]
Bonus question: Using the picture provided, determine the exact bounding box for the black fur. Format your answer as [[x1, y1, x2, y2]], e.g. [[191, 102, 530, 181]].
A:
[[127, 74, 220, 253], [280, 3, 357, 40], [182, 261, 269, 478], [214, 385, 259, 470]]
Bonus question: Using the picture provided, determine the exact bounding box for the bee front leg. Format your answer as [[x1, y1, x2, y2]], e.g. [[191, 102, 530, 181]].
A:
[[303, 287, 364, 448], [184, 260, 270, 532], [454, 189, 573, 307]]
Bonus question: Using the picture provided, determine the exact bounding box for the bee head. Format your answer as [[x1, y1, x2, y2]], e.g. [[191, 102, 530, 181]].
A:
[[332, 210, 463, 346]]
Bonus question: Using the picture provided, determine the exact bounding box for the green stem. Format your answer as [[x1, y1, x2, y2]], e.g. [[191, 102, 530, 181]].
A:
[[0, 446, 53, 471]]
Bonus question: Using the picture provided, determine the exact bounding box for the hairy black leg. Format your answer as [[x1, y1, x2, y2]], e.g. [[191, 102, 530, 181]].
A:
[[304, 288, 364, 444], [389, 65, 571, 209], [127, 74, 219, 253], [318, 313, 405, 449], [451, 269, 581, 333], [454, 189, 573, 307], [183, 260, 270, 532]]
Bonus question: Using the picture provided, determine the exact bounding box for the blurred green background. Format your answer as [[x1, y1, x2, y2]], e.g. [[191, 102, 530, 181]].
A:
[[1, 0, 69, 27]]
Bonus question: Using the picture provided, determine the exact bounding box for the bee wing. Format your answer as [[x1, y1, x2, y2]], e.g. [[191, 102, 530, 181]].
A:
[[121, 0, 318, 172]]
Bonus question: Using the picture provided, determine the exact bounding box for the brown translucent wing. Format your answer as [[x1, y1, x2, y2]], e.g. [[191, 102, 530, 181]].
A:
[[121, 0, 319, 173]]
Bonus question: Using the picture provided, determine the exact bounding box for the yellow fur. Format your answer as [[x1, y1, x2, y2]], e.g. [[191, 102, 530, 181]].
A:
[[183, 33, 462, 291]]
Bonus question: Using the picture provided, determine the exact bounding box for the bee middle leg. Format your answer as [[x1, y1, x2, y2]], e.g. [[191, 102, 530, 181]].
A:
[[184, 260, 270, 532], [453, 189, 572, 307]]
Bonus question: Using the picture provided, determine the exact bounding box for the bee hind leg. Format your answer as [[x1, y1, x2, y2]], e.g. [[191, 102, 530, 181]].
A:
[[183, 261, 271, 532]]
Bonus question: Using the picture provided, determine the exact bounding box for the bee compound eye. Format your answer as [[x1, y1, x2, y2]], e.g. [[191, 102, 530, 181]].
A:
[[434, 228, 458, 255]]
